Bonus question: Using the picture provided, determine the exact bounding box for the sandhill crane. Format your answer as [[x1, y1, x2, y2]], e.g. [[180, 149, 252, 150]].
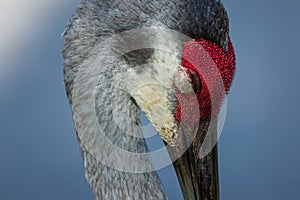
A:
[[62, 0, 235, 199]]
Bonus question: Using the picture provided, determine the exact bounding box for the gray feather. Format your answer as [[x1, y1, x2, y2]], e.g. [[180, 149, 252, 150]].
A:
[[62, 0, 229, 199]]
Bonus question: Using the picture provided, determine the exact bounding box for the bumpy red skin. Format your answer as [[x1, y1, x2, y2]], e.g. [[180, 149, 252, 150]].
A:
[[175, 37, 236, 123]]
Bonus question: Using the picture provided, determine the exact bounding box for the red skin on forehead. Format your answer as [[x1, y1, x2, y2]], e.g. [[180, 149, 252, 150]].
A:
[[175, 37, 236, 123]]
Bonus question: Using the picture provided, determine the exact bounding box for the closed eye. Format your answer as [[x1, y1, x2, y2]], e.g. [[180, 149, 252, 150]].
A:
[[187, 69, 202, 95]]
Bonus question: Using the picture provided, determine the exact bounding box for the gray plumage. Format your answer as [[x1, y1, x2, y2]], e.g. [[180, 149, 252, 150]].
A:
[[62, 0, 229, 199]]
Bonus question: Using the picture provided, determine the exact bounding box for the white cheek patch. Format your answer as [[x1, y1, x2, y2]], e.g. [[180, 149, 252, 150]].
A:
[[125, 65, 178, 145], [132, 83, 178, 145]]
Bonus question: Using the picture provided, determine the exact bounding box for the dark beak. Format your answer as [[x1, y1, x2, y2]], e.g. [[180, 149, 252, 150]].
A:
[[170, 119, 220, 200]]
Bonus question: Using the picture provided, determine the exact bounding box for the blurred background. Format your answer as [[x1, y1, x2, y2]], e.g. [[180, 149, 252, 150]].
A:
[[0, 0, 299, 199]]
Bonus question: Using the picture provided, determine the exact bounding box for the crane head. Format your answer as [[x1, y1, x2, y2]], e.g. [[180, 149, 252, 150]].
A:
[[126, 34, 235, 146]]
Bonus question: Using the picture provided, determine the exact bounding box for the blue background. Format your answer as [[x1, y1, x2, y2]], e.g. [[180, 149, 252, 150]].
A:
[[0, 0, 299, 199]]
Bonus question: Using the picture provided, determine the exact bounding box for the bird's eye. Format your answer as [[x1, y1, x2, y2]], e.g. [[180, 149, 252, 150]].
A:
[[187, 69, 202, 95]]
